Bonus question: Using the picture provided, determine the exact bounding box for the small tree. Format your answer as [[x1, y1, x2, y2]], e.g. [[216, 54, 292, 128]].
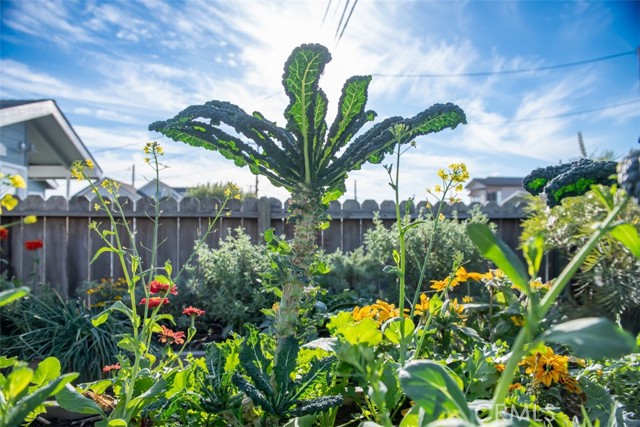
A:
[[150, 43, 466, 348], [186, 182, 256, 200]]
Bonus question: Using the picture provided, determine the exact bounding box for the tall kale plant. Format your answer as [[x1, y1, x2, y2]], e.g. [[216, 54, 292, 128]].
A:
[[150, 43, 466, 347]]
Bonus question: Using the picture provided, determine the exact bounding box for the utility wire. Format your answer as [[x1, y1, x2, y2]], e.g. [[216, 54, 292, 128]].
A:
[[336, 0, 358, 45], [372, 49, 636, 78], [471, 99, 639, 125]]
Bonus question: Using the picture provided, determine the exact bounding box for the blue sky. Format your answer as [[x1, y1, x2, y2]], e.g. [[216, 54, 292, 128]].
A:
[[1, 0, 638, 203]]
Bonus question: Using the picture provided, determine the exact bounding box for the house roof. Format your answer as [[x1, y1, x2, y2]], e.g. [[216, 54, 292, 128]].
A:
[[0, 99, 102, 179], [74, 178, 142, 201], [465, 177, 524, 189]]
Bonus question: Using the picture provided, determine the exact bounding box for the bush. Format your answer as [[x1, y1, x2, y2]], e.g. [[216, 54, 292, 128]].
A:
[[520, 188, 640, 333], [184, 228, 273, 335], [0, 286, 125, 382], [317, 205, 492, 304]]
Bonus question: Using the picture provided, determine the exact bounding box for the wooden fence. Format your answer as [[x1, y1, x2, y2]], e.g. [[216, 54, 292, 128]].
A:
[[1, 195, 532, 298]]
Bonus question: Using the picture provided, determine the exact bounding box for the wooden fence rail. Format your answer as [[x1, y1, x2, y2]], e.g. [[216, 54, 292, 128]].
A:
[[1, 195, 530, 298]]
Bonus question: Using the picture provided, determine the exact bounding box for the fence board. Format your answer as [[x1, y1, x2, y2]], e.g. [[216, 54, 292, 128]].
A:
[[2, 195, 532, 297]]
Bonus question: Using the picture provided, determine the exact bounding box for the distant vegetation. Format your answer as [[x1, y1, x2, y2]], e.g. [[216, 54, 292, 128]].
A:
[[186, 181, 256, 200]]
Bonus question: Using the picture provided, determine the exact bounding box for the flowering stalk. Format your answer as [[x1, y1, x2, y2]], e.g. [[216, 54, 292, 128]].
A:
[[489, 194, 630, 420]]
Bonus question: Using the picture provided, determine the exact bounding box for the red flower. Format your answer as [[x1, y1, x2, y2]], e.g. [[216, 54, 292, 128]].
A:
[[158, 325, 185, 345], [102, 363, 121, 373], [25, 239, 43, 251], [182, 306, 206, 317], [0, 227, 8, 240], [149, 280, 178, 295], [139, 297, 169, 307]]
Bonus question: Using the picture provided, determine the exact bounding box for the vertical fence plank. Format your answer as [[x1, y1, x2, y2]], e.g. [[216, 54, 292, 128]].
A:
[[67, 197, 91, 297], [242, 198, 259, 244], [43, 197, 68, 296], [323, 201, 342, 252], [19, 196, 46, 291], [341, 200, 361, 252], [177, 197, 202, 274], [200, 197, 222, 249]]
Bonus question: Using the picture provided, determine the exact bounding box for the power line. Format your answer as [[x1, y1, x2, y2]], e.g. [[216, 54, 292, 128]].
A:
[[372, 49, 637, 78], [471, 99, 639, 125]]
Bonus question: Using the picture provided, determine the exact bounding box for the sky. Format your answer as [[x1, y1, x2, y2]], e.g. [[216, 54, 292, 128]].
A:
[[1, 0, 639, 204]]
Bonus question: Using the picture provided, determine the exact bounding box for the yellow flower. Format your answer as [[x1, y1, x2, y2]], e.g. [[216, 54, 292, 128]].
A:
[[352, 305, 378, 321], [531, 279, 552, 290], [9, 174, 26, 189], [462, 296, 474, 303], [449, 298, 465, 317], [520, 347, 569, 387], [437, 168, 448, 180], [430, 276, 459, 292], [510, 315, 525, 326], [23, 215, 37, 224], [455, 266, 484, 282], [1, 194, 18, 212], [372, 300, 400, 323], [86, 159, 94, 170], [413, 293, 430, 316], [433, 185, 442, 193]]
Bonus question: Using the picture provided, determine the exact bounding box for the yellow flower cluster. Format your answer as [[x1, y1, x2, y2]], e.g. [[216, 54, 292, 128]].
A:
[[430, 162, 470, 204], [223, 182, 242, 200], [85, 277, 129, 309], [519, 346, 581, 393], [352, 300, 402, 324], [430, 266, 488, 292], [144, 141, 164, 164], [0, 173, 27, 214]]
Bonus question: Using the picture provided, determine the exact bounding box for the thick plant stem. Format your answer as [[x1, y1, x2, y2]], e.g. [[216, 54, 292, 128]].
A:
[[276, 187, 321, 343], [490, 195, 629, 420]]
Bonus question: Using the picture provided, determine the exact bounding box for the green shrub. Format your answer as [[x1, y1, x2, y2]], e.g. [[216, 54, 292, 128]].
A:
[[318, 205, 492, 304], [185, 228, 273, 335], [520, 188, 640, 332], [0, 287, 124, 382]]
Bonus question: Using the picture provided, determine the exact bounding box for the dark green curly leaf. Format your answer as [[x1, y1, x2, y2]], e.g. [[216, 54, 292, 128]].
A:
[[544, 160, 617, 207]]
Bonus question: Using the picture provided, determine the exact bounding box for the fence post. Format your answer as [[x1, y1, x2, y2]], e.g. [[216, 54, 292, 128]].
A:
[[257, 197, 272, 239]]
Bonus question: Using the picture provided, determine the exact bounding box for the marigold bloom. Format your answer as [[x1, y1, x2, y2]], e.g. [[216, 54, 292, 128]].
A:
[[495, 363, 505, 372], [25, 240, 43, 251], [158, 325, 185, 345], [149, 280, 178, 295], [182, 306, 206, 317], [139, 297, 169, 307], [23, 215, 37, 224], [0, 227, 8, 240], [509, 383, 526, 392], [102, 363, 121, 373]]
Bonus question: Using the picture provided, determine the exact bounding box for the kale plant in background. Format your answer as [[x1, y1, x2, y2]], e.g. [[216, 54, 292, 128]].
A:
[[150, 43, 466, 351]]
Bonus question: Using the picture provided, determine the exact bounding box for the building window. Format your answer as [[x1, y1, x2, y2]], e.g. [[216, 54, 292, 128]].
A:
[[487, 191, 498, 202]]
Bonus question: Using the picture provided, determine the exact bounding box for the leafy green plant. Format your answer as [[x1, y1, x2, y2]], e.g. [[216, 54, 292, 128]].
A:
[[185, 228, 273, 334], [150, 43, 466, 352], [186, 181, 256, 200], [231, 325, 342, 426], [0, 355, 78, 427], [0, 289, 125, 382]]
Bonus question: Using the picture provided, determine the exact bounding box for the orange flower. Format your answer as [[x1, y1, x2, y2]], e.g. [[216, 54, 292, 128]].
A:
[[372, 300, 400, 322], [495, 363, 505, 372], [25, 239, 43, 251], [139, 297, 169, 307], [102, 363, 121, 373], [0, 227, 8, 240], [509, 383, 526, 392], [413, 293, 430, 316], [352, 305, 378, 321], [455, 266, 484, 282], [520, 347, 569, 387], [149, 280, 178, 295], [182, 306, 205, 317], [158, 325, 185, 345], [430, 276, 459, 292]]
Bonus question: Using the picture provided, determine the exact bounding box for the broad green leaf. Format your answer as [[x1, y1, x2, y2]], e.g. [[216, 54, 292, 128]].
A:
[[5, 373, 78, 427], [56, 384, 105, 416], [608, 223, 640, 258], [31, 357, 61, 387], [274, 335, 298, 398], [7, 366, 33, 399], [467, 223, 529, 291], [382, 317, 415, 344], [107, 419, 128, 426], [117, 336, 146, 354], [0, 355, 17, 369], [0, 287, 29, 307], [92, 300, 132, 327], [399, 360, 474, 423], [335, 316, 382, 346], [523, 234, 545, 278], [129, 378, 166, 410], [91, 309, 111, 327], [540, 317, 636, 359]]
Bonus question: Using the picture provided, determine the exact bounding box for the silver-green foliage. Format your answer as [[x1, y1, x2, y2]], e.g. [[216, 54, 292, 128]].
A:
[[186, 228, 273, 332]]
